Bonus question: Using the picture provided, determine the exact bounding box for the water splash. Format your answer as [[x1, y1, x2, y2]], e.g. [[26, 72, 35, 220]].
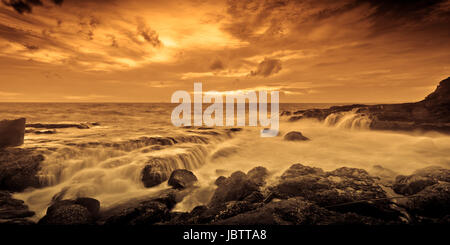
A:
[[324, 109, 372, 129]]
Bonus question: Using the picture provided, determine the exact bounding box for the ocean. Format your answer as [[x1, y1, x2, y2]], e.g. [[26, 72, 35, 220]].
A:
[[1, 102, 449, 220]]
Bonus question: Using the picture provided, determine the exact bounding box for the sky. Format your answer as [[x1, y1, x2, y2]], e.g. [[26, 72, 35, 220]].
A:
[[0, 0, 449, 103]]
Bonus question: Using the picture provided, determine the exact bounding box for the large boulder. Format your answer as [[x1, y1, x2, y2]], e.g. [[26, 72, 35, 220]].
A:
[[0, 118, 25, 148], [141, 163, 169, 188], [39, 197, 100, 225], [168, 169, 197, 189], [269, 164, 404, 222], [405, 182, 450, 221], [0, 148, 44, 191], [392, 166, 449, 195], [209, 167, 269, 207], [284, 131, 310, 141]]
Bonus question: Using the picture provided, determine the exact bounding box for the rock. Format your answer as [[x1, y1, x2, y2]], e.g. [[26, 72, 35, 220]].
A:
[[141, 163, 169, 188], [0, 190, 35, 223], [74, 197, 100, 217], [284, 78, 450, 133], [215, 176, 226, 186], [39, 204, 93, 225], [280, 111, 291, 116], [281, 163, 324, 179], [369, 165, 398, 185], [168, 169, 197, 189], [392, 166, 449, 195], [214, 197, 381, 225], [0, 118, 25, 148], [104, 201, 169, 225], [284, 131, 309, 141], [39, 197, 100, 225], [34, 130, 57, 135], [0, 148, 44, 191], [412, 166, 450, 182], [26, 123, 89, 129], [269, 164, 404, 222], [209, 171, 261, 206], [393, 175, 438, 196], [247, 166, 269, 186], [405, 182, 450, 220]]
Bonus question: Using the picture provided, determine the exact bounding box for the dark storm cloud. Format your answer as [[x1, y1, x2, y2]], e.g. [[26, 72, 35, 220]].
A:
[[251, 58, 282, 77], [224, 0, 450, 40], [210, 59, 224, 70], [2, 0, 62, 14], [137, 18, 162, 47]]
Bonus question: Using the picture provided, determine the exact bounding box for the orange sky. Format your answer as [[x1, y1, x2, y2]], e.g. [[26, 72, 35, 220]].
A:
[[0, 0, 449, 103]]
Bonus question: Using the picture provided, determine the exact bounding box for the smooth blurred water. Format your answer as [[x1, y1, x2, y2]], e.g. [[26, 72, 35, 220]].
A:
[[1, 103, 449, 219]]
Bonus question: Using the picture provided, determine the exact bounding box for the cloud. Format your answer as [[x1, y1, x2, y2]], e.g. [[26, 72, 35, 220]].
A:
[[209, 59, 224, 70], [250, 58, 282, 77], [137, 18, 162, 48], [2, 0, 62, 14]]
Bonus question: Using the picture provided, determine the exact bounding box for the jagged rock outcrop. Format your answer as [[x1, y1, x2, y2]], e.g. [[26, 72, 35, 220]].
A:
[[0, 118, 25, 148], [286, 77, 450, 133], [0, 148, 44, 191]]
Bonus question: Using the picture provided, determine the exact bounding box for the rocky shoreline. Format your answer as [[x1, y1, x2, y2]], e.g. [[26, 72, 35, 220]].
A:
[[0, 77, 449, 225], [1, 162, 448, 225], [283, 77, 450, 133]]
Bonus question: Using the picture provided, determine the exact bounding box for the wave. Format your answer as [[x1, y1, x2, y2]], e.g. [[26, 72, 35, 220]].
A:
[[324, 109, 372, 129]]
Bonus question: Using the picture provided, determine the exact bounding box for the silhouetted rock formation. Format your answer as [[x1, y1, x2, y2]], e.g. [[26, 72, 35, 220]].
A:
[[168, 169, 197, 189], [0, 148, 44, 192], [287, 77, 450, 133], [284, 131, 310, 141], [0, 118, 25, 148]]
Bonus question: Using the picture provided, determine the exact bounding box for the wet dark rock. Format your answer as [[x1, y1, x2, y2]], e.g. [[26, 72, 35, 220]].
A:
[[369, 165, 398, 186], [74, 197, 100, 217], [280, 111, 291, 116], [0, 148, 44, 191], [392, 166, 449, 195], [284, 131, 310, 141], [141, 163, 169, 188], [209, 170, 264, 206], [26, 123, 89, 129], [0, 190, 35, 223], [269, 164, 404, 222], [0, 118, 25, 148], [393, 175, 438, 196], [214, 176, 226, 186], [288, 115, 303, 122], [104, 201, 169, 225], [39, 197, 100, 225], [281, 164, 324, 178], [405, 182, 450, 220], [247, 166, 269, 186], [168, 169, 197, 189], [412, 166, 450, 182], [214, 197, 381, 225]]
